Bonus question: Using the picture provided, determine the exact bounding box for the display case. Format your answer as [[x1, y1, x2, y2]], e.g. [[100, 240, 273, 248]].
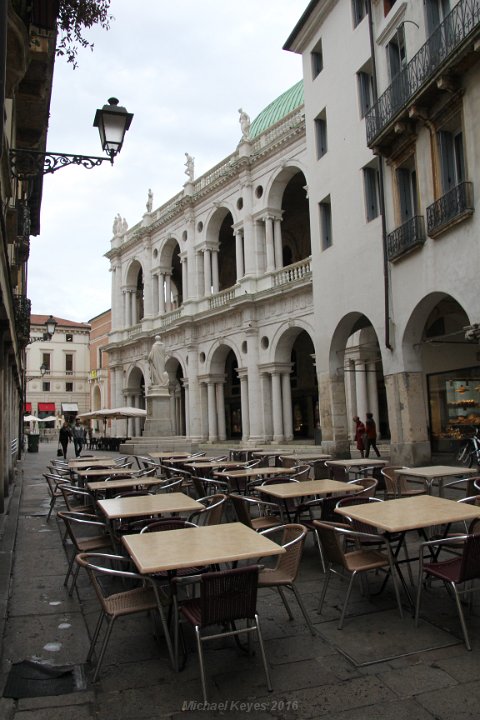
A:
[[428, 368, 480, 452]]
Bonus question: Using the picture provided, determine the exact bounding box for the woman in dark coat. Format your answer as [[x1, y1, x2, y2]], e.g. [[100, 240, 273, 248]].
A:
[[58, 421, 72, 459], [353, 416, 366, 458]]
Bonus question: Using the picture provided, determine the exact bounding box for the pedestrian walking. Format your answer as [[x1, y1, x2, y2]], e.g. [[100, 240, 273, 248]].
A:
[[58, 421, 72, 459], [353, 416, 366, 458], [72, 418, 85, 457], [364, 412, 381, 458]]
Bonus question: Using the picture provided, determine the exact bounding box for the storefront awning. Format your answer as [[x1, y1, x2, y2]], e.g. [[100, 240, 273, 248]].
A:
[[38, 403, 55, 411], [61, 403, 78, 413], [24, 403, 32, 413]]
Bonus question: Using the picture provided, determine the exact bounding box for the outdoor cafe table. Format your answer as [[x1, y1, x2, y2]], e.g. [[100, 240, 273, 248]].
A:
[[335, 495, 480, 607], [68, 457, 116, 469], [281, 453, 332, 479], [75, 467, 139, 481], [214, 466, 293, 493], [148, 452, 195, 460], [97, 493, 203, 521], [86, 477, 165, 498], [258, 479, 363, 519], [335, 494, 480, 534], [122, 522, 284, 575], [394, 465, 477, 497], [326, 458, 387, 480], [185, 460, 247, 476], [259, 479, 363, 501]]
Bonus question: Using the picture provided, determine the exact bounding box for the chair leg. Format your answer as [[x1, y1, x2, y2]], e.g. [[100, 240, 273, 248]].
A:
[[339, 573, 357, 629], [277, 587, 294, 620], [254, 613, 272, 693], [291, 585, 316, 636], [87, 612, 105, 662], [195, 626, 209, 703], [318, 566, 332, 614], [313, 528, 326, 573], [92, 616, 116, 682], [452, 583, 472, 651], [47, 497, 55, 522]]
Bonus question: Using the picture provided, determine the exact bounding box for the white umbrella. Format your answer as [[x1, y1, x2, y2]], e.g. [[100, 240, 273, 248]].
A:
[[77, 407, 146, 436], [23, 415, 39, 422], [38, 415, 57, 422]]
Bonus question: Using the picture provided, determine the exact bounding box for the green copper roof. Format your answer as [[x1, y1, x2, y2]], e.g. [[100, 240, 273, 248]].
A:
[[249, 80, 304, 139]]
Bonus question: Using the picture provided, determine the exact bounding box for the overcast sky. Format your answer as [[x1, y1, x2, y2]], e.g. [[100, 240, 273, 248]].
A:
[[27, 0, 307, 323]]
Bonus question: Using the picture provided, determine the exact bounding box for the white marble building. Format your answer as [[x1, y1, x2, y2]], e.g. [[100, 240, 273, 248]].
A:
[[106, 83, 318, 445]]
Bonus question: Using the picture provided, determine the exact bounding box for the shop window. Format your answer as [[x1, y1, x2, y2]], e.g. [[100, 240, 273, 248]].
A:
[[428, 367, 480, 452]]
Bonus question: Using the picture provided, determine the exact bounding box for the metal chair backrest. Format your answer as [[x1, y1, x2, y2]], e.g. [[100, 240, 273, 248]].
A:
[[260, 523, 306, 583], [199, 565, 260, 625], [459, 528, 480, 581], [229, 493, 254, 528], [325, 462, 347, 482], [140, 518, 197, 533], [348, 476, 378, 497], [188, 494, 227, 526], [158, 475, 184, 492], [58, 510, 108, 549]]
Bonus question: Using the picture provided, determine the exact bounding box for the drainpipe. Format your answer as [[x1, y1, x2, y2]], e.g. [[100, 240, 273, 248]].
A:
[[366, 0, 393, 351]]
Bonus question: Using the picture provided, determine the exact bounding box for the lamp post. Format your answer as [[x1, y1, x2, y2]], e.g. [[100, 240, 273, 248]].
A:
[[9, 98, 133, 178], [28, 315, 57, 343]]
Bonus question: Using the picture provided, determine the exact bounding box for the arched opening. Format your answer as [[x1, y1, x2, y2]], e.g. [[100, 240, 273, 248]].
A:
[[224, 349, 241, 438], [281, 171, 311, 264], [218, 211, 235, 291], [290, 331, 317, 439]]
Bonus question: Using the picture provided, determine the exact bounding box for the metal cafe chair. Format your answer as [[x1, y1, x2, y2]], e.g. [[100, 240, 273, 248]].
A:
[[75, 552, 174, 681], [172, 565, 272, 702], [415, 519, 480, 650]]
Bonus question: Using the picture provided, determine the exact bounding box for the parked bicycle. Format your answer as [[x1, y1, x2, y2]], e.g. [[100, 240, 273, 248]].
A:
[[454, 426, 480, 467]]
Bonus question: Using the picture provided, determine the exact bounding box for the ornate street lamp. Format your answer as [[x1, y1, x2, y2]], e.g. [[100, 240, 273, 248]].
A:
[[9, 98, 133, 178], [28, 315, 57, 343]]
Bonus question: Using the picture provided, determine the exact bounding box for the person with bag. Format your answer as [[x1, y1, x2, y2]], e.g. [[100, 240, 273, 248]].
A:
[[353, 416, 366, 458], [58, 421, 72, 459]]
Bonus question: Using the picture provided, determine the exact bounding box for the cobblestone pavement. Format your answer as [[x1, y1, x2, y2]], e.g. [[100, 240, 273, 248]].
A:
[[1, 443, 480, 719]]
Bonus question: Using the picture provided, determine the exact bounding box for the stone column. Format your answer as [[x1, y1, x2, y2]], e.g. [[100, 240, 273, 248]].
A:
[[345, 359, 357, 438], [169, 389, 176, 433], [281, 371, 293, 441], [207, 381, 217, 441], [271, 371, 284, 442], [131, 290, 137, 326], [385, 371, 431, 465], [355, 360, 368, 421], [181, 256, 188, 301], [165, 273, 172, 312], [204, 249, 212, 296], [261, 373, 273, 441], [124, 290, 131, 327], [212, 249, 219, 294], [216, 382, 226, 441], [264, 216, 275, 272], [239, 374, 250, 440], [159, 273, 166, 314], [235, 231, 244, 281], [274, 217, 283, 270], [366, 360, 380, 438]]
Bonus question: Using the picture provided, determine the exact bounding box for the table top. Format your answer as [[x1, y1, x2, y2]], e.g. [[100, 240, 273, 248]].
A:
[[281, 454, 332, 462], [148, 452, 194, 460], [76, 467, 136, 479], [395, 465, 478, 479], [252, 450, 285, 457], [97, 492, 203, 520], [122, 522, 285, 574], [258, 479, 363, 499], [87, 477, 164, 493], [185, 460, 246, 470], [214, 466, 291, 479], [68, 458, 117, 469], [326, 459, 387, 468], [335, 495, 480, 533]]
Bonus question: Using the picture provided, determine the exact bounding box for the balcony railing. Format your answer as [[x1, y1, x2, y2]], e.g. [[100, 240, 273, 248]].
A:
[[426, 181, 474, 236], [366, 0, 480, 145], [387, 216, 426, 261], [208, 288, 237, 310], [272, 257, 312, 287], [13, 294, 31, 346]]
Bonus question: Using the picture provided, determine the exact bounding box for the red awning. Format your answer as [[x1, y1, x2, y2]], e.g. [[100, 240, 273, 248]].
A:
[[24, 403, 32, 412], [38, 403, 55, 411]]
